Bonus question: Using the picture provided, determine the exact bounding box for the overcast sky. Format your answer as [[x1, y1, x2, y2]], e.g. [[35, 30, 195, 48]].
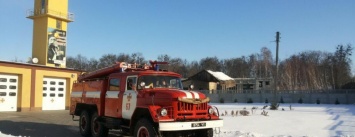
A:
[[0, 0, 354, 67]]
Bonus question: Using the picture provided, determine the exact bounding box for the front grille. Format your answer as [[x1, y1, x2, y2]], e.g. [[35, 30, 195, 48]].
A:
[[177, 101, 207, 111], [175, 101, 208, 120], [178, 101, 192, 111]]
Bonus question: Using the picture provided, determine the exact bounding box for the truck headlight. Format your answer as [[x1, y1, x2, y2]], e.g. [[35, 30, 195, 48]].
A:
[[160, 108, 168, 116], [208, 107, 214, 115]]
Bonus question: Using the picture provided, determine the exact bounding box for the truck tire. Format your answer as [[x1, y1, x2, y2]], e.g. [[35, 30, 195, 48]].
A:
[[91, 112, 109, 137], [195, 128, 213, 137], [79, 111, 91, 136], [134, 118, 157, 137]]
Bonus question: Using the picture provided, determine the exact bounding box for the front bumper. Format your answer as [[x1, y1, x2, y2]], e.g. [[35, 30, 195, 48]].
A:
[[159, 119, 223, 131]]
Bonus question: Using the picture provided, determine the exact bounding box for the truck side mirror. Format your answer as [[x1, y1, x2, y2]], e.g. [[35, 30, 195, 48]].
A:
[[140, 82, 146, 89], [189, 84, 194, 91]]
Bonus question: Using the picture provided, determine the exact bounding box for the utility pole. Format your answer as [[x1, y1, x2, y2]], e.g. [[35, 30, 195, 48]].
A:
[[275, 31, 280, 91], [272, 31, 280, 109]]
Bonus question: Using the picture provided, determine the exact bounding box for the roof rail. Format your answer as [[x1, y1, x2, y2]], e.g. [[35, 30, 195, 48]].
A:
[[78, 60, 168, 81]]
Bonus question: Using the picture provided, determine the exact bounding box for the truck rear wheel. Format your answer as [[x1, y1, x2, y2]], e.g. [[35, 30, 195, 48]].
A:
[[79, 111, 91, 136], [134, 118, 157, 137], [91, 112, 108, 137], [195, 128, 213, 137]]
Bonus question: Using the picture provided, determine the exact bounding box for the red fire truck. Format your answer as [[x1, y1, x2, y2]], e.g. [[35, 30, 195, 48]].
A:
[[70, 61, 223, 137]]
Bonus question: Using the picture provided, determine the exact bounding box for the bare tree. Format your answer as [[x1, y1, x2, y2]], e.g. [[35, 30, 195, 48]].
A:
[[66, 54, 89, 71], [117, 53, 131, 62], [87, 58, 100, 72], [157, 54, 171, 62], [278, 44, 353, 90], [223, 56, 250, 78], [248, 54, 258, 78], [187, 61, 201, 77], [130, 52, 146, 64], [63, 44, 353, 90], [261, 47, 273, 78], [200, 56, 222, 71], [98, 54, 118, 69], [332, 44, 353, 88]]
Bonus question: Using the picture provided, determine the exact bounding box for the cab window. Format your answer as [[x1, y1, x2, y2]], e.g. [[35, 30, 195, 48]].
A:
[[109, 78, 120, 91], [126, 77, 137, 91], [137, 75, 183, 89]]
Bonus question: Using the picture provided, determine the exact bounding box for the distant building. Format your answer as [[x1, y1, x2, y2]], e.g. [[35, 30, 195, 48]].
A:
[[183, 69, 274, 93], [234, 78, 273, 91], [183, 70, 236, 92]]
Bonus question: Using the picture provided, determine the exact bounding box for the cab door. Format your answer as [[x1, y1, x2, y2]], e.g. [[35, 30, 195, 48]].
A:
[[122, 76, 137, 120], [105, 77, 121, 117]]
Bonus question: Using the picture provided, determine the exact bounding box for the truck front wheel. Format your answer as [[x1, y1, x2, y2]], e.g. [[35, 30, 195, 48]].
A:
[[134, 118, 157, 137], [79, 111, 91, 136], [195, 128, 213, 137], [91, 112, 108, 137]]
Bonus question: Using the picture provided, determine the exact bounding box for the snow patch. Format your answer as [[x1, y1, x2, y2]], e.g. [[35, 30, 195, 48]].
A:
[[0, 132, 20, 137], [207, 70, 234, 81]]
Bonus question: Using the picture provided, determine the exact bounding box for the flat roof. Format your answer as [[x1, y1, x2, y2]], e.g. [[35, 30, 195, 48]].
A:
[[0, 60, 82, 72]]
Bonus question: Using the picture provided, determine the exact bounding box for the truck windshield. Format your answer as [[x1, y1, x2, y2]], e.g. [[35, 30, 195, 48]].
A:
[[137, 75, 183, 90]]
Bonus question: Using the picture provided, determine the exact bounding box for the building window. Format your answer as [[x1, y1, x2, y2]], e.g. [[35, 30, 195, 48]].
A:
[[10, 79, 17, 83], [0, 92, 6, 96], [266, 81, 270, 85], [9, 92, 16, 96], [0, 85, 6, 89], [41, 0, 46, 10], [9, 86, 16, 89], [243, 84, 254, 90], [259, 81, 263, 87], [56, 20, 62, 29], [0, 78, 7, 82]]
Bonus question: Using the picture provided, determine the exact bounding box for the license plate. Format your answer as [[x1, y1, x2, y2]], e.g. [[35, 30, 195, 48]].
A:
[[191, 122, 206, 127]]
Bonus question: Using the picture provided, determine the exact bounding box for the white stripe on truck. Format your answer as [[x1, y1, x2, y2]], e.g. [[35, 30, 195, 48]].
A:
[[189, 91, 200, 99], [85, 91, 100, 98], [177, 90, 200, 99], [178, 90, 193, 98], [71, 91, 83, 97], [106, 91, 120, 99]]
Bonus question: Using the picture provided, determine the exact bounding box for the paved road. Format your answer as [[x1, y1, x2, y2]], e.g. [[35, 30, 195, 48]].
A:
[[0, 110, 125, 137]]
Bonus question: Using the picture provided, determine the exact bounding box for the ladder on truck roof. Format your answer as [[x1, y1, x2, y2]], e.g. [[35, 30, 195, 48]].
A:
[[77, 60, 168, 82]]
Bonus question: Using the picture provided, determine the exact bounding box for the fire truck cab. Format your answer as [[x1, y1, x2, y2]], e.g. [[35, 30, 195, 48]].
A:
[[70, 61, 223, 137]]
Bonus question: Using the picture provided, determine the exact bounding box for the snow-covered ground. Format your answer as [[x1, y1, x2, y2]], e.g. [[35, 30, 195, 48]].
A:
[[1, 103, 355, 137], [0, 132, 18, 137], [212, 103, 355, 137]]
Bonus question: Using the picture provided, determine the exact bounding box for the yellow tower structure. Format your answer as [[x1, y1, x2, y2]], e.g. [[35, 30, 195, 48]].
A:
[[27, 0, 73, 68]]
